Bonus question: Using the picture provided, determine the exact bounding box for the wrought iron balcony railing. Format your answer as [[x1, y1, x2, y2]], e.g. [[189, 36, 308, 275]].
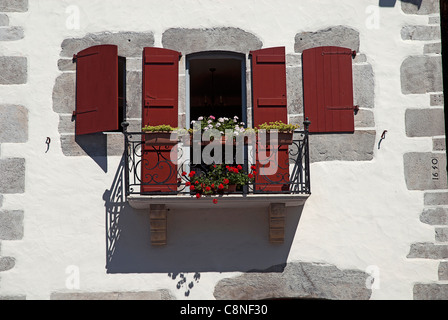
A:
[[122, 124, 310, 199]]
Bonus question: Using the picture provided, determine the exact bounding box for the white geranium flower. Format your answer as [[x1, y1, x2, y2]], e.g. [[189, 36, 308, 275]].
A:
[[216, 123, 221, 127], [208, 124, 213, 128], [198, 116, 203, 121], [208, 119, 212, 124], [218, 117, 224, 122], [234, 116, 239, 119], [191, 120, 196, 124]]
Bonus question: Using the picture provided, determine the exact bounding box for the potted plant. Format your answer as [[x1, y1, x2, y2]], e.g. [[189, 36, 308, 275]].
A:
[[142, 124, 179, 146], [255, 121, 299, 145], [182, 163, 257, 204], [188, 115, 250, 145]]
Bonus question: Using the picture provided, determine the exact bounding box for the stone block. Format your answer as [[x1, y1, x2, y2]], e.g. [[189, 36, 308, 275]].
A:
[[0, 26, 23, 41], [430, 93, 443, 106], [354, 109, 375, 128], [126, 58, 142, 71], [0, 56, 27, 84], [405, 108, 445, 137], [0, 210, 24, 240], [429, 16, 441, 24], [414, 284, 448, 300], [58, 114, 74, 134], [402, 0, 440, 15], [0, 256, 15, 271], [57, 59, 76, 72], [401, 25, 440, 41], [425, 192, 448, 205], [421, 207, 448, 225], [439, 261, 448, 280], [162, 27, 262, 55], [403, 152, 448, 190], [407, 242, 448, 259], [353, 63, 375, 109], [0, 158, 25, 193], [401, 56, 443, 94], [309, 130, 376, 163], [52, 73, 75, 114], [214, 261, 371, 300], [126, 71, 142, 119], [0, 14, 8, 26], [60, 31, 155, 58], [0, 105, 28, 143], [435, 227, 448, 242], [286, 65, 303, 114], [433, 138, 446, 151], [0, 0, 28, 12], [404, 152, 448, 190], [294, 25, 360, 53], [0, 296, 26, 300], [424, 42, 441, 54]]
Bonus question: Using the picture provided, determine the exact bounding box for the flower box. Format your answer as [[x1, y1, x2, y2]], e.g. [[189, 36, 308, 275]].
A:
[[257, 131, 294, 145], [144, 131, 178, 146]]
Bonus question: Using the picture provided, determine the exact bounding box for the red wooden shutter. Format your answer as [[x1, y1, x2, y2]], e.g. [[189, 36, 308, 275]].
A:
[[141, 47, 181, 193], [302, 46, 355, 133], [250, 47, 289, 192], [74, 45, 118, 135]]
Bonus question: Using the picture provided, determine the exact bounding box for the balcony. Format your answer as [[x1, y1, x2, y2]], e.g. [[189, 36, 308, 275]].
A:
[[122, 125, 311, 209]]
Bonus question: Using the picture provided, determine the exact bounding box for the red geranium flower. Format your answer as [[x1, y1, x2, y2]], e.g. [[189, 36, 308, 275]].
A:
[[189, 171, 196, 177], [211, 183, 215, 189], [223, 178, 229, 184], [237, 165, 242, 170], [252, 170, 257, 175], [182, 171, 187, 176], [194, 180, 199, 185], [248, 173, 254, 179], [218, 183, 224, 190], [251, 165, 256, 170], [206, 186, 211, 192], [196, 193, 201, 199], [185, 181, 191, 186], [189, 185, 195, 190], [213, 198, 218, 204]]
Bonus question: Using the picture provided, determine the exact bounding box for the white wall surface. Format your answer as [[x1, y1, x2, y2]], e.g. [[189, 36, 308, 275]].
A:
[[0, 0, 441, 299]]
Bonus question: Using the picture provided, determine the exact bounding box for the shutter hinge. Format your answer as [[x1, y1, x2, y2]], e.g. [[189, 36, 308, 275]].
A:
[[326, 105, 359, 114], [322, 50, 357, 59], [72, 108, 97, 117]]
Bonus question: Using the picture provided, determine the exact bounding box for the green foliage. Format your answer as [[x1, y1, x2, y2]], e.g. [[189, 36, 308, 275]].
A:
[[142, 124, 177, 132], [255, 121, 299, 132]]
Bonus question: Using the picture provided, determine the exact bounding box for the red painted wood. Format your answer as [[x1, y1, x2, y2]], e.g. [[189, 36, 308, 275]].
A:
[[250, 47, 289, 192], [303, 46, 355, 133], [75, 45, 118, 135], [141, 47, 181, 194]]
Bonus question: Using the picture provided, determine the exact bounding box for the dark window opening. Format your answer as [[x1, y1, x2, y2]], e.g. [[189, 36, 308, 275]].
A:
[[188, 54, 245, 123], [116, 56, 126, 132]]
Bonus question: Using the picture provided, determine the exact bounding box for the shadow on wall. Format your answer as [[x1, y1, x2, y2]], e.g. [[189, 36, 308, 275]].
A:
[[379, 0, 422, 7], [103, 155, 304, 274]]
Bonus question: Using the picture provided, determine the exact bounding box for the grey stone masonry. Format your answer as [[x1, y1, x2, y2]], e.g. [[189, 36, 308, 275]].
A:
[[435, 227, 448, 242], [433, 138, 446, 151], [0, 26, 24, 41], [309, 131, 376, 163], [52, 73, 75, 114], [407, 242, 448, 259], [213, 261, 371, 300], [0, 13, 8, 26], [0, 56, 27, 84], [0, 210, 24, 240], [403, 153, 448, 190], [0, 158, 25, 193], [439, 262, 448, 280], [414, 284, 448, 300], [405, 108, 445, 137], [0, 0, 28, 12], [421, 207, 448, 225], [0, 256, 15, 272], [353, 63, 375, 109], [430, 93, 443, 106], [402, 0, 440, 15], [401, 56, 443, 94], [0, 105, 28, 143], [401, 25, 441, 41], [60, 31, 155, 58], [162, 27, 262, 55], [424, 42, 441, 54], [294, 25, 360, 53], [424, 192, 448, 206]]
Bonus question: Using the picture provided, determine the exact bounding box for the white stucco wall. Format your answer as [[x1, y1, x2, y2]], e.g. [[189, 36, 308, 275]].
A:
[[0, 0, 442, 300]]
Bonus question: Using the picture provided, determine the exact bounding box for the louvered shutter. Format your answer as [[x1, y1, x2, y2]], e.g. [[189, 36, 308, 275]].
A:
[[302, 46, 355, 133], [141, 47, 181, 194], [74, 45, 118, 135], [250, 47, 290, 192]]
